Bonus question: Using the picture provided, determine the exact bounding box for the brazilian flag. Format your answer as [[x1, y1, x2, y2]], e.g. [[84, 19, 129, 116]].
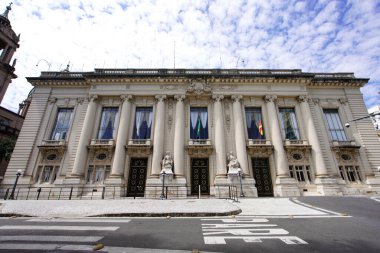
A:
[[196, 116, 201, 139]]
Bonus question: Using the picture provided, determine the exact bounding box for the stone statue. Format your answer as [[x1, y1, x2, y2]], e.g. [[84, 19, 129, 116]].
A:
[[161, 151, 173, 174], [227, 151, 240, 174]]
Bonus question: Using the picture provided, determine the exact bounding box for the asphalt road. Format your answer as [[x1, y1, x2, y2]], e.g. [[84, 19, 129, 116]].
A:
[[0, 196, 379, 253]]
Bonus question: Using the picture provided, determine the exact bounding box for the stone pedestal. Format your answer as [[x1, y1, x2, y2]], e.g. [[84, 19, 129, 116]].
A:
[[214, 176, 257, 198], [145, 176, 187, 198], [314, 177, 342, 196], [105, 176, 125, 186], [275, 177, 301, 197]]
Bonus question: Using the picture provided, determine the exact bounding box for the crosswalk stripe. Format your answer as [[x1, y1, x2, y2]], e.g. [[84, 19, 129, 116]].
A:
[[0, 225, 119, 231], [26, 218, 131, 223], [0, 235, 103, 242]]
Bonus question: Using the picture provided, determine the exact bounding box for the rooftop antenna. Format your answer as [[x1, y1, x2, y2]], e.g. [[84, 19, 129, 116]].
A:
[[219, 40, 223, 68], [174, 41, 176, 68], [36, 59, 51, 71]]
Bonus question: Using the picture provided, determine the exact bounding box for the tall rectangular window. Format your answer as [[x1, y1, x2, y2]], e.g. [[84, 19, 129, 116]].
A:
[[133, 107, 153, 139], [190, 107, 208, 139], [97, 107, 119, 139], [279, 108, 300, 140], [323, 109, 347, 141], [50, 108, 73, 140], [245, 107, 265, 139]]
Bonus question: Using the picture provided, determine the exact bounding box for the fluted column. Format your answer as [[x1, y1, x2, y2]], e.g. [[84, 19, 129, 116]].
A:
[[265, 95, 289, 177], [298, 96, 328, 177], [232, 95, 249, 174], [72, 95, 98, 176], [151, 95, 167, 176], [110, 95, 133, 177], [174, 95, 185, 176], [213, 94, 227, 176]]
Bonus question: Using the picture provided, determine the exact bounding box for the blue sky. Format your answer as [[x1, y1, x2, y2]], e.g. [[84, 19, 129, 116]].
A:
[[1, 0, 379, 112]]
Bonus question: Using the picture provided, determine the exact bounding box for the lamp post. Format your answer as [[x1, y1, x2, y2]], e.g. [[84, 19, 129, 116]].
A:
[[237, 168, 245, 197], [160, 171, 166, 199], [9, 169, 22, 200], [345, 111, 380, 128]]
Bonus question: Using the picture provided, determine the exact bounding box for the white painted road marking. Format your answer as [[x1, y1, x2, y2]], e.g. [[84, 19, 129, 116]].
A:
[[202, 216, 307, 245], [204, 236, 307, 245], [371, 197, 380, 203], [292, 198, 343, 216], [27, 218, 131, 223], [0, 235, 103, 242], [0, 225, 119, 231]]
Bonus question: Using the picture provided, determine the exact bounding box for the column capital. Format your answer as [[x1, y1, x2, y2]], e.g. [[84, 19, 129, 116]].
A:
[[264, 95, 277, 103], [338, 97, 348, 105], [48, 97, 57, 104], [174, 94, 186, 102], [155, 95, 167, 102], [297, 95, 311, 103], [231, 95, 242, 102], [88, 94, 98, 102], [120, 94, 133, 102], [212, 94, 224, 102]]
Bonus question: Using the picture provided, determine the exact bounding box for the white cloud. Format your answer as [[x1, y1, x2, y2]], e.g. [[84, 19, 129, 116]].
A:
[[0, 0, 379, 112]]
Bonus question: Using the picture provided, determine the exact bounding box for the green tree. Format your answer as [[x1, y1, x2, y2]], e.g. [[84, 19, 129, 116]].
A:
[[0, 137, 16, 162]]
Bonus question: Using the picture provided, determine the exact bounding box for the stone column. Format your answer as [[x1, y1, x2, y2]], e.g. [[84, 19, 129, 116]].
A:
[[72, 95, 98, 176], [298, 96, 328, 177], [264, 95, 289, 177], [110, 95, 133, 177], [232, 95, 249, 175], [213, 94, 227, 176], [151, 95, 167, 176], [173, 95, 185, 176]]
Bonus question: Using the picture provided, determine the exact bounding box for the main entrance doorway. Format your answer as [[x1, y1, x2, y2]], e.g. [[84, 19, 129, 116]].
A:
[[252, 158, 274, 197], [191, 158, 210, 195], [127, 158, 148, 197]]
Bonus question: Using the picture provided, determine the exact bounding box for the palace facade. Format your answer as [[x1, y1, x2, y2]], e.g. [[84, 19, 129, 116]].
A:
[[2, 68, 380, 197]]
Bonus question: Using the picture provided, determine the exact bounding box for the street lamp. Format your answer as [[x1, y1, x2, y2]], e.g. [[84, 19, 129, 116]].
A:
[[160, 171, 166, 199], [237, 168, 245, 197], [9, 169, 22, 200], [345, 111, 380, 128]]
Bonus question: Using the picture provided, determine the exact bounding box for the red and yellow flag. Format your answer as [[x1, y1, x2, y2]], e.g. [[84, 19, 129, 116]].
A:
[[258, 120, 264, 136]]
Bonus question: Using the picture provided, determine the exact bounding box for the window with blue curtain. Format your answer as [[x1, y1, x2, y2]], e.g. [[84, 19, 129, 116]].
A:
[[245, 107, 265, 139], [50, 108, 73, 140], [132, 107, 153, 139], [323, 109, 347, 141], [279, 108, 300, 140], [190, 107, 208, 139], [97, 107, 119, 139]]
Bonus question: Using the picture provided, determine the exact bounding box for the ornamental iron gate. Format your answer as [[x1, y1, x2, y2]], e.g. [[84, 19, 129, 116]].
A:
[[191, 158, 210, 195], [252, 157, 274, 197], [127, 158, 148, 197]]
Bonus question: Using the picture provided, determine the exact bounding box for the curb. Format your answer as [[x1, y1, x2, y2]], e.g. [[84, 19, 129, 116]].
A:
[[90, 209, 242, 217]]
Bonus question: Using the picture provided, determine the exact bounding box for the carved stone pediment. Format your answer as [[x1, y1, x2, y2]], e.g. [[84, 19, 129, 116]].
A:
[[187, 78, 212, 95]]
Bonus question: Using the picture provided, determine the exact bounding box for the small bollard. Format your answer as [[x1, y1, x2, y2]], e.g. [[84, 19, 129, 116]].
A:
[[36, 187, 41, 200], [3, 188, 9, 200]]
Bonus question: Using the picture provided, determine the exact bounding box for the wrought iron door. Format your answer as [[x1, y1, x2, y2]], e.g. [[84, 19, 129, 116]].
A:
[[252, 158, 274, 197], [191, 158, 210, 195], [127, 158, 148, 197]]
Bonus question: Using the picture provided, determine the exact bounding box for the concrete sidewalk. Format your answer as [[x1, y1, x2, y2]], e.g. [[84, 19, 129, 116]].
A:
[[0, 198, 331, 218]]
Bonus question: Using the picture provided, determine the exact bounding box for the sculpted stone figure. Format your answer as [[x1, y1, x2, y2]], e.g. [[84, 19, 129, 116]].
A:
[[161, 151, 173, 174], [227, 151, 240, 173]]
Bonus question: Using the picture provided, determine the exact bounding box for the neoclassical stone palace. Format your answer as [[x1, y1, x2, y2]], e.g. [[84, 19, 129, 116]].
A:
[[2, 68, 380, 197]]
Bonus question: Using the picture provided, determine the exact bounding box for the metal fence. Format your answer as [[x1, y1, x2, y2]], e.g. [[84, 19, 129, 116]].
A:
[[0, 185, 239, 201]]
